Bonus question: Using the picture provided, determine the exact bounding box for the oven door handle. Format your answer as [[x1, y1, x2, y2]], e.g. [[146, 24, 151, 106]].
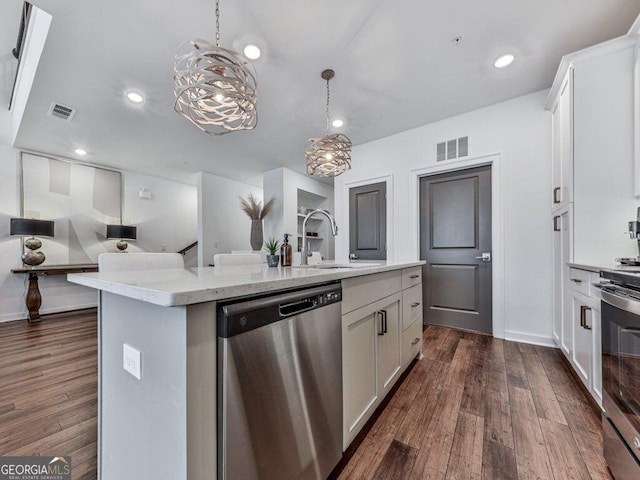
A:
[[601, 289, 640, 317]]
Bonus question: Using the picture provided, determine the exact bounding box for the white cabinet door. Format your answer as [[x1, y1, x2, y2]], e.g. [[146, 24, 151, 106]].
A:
[[589, 296, 602, 407], [553, 67, 574, 209], [342, 307, 378, 448], [571, 291, 592, 389], [553, 206, 572, 357], [377, 294, 402, 396]]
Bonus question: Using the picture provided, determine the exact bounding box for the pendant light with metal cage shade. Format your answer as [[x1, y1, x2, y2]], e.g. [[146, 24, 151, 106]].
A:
[[306, 69, 352, 177], [173, 0, 257, 136]]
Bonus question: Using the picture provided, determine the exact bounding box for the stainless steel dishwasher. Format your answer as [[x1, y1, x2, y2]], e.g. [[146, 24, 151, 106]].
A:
[[217, 282, 343, 480]]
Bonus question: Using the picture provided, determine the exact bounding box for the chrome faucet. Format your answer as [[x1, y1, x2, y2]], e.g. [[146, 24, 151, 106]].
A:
[[301, 209, 338, 265]]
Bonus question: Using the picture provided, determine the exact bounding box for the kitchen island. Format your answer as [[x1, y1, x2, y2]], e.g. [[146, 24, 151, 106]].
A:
[[68, 261, 424, 480]]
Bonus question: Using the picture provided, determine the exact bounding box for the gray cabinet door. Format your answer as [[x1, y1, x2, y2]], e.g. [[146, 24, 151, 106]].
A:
[[349, 182, 386, 260], [419, 166, 492, 334]]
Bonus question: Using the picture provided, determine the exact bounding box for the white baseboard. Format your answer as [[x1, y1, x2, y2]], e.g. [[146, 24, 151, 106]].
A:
[[0, 302, 98, 324], [504, 329, 557, 348]]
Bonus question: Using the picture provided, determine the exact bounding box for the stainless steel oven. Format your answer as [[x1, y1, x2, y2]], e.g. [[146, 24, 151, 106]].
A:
[[600, 280, 640, 480]]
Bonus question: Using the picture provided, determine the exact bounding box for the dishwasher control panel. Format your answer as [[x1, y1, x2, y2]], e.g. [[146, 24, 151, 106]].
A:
[[318, 290, 342, 305], [218, 283, 342, 338]]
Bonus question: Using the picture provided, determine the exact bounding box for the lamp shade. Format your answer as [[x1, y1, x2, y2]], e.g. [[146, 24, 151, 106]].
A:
[[106, 224, 137, 240], [10, 218, 55, 237]]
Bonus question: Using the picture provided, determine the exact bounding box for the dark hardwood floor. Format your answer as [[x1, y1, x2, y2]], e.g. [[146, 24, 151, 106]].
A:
[[0, 312, 97, 480], [339, 325, 611, 480], [0, 314, 610, 480]]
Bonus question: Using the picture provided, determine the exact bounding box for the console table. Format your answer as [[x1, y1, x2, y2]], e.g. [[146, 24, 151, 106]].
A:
[[11, 264, 98, 322]]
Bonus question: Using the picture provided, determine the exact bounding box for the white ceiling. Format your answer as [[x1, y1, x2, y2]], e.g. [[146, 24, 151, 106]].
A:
[[4, 0, 640, 186]]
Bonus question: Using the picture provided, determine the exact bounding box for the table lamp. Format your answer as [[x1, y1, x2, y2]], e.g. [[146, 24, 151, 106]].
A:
[[106, 224, 137, 252], [10, 218, 55, 266]]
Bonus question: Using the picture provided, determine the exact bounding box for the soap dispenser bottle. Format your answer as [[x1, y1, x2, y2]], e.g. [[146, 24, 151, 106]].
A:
[[281, 234, 292, 267]]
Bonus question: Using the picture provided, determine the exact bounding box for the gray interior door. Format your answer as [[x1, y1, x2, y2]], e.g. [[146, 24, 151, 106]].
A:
[[419, 166, 492, 334], [349, 182, 386, 260]]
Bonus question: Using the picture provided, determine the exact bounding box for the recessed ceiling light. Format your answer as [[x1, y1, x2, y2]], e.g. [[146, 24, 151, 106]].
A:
[[332, 119, 344, 128], [494, 54, 515, 68], [75, 148, 87, 156], [243, 44, 261, 60], [126, 91, 144, 104]]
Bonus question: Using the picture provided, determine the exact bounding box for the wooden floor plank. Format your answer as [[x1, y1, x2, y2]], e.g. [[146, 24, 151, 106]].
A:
[[482, 439, 518, 480], [371, 440, 418, 480], [539, 418, 592, 480], [444, 411, 483, 480], [520, 351, 568, 425]]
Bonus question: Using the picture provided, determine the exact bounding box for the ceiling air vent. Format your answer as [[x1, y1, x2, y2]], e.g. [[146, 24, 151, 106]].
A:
[[436, 136, 469, 162], [47, 102, 76, 121]]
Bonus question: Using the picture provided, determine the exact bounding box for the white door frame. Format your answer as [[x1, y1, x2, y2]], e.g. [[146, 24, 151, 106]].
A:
[[409, 153, 505, 339], [341, 174, 395, 262]]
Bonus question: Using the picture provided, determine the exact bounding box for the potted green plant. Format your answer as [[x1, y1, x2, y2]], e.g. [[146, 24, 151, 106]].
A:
[[263, 238, 281, 267]]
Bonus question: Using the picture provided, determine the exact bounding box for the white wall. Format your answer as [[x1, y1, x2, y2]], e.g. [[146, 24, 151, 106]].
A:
[[123, 172, 198, 262], [263, 167, 335, 260], [197, 171, 263, 267], [334, 90, 554, 345], [0, 144, 198, 322]]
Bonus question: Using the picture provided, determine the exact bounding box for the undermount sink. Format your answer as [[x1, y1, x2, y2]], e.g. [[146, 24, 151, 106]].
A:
[[305, 263, 381, 269]]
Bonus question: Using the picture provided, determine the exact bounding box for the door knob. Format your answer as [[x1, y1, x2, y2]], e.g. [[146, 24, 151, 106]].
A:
[[475, 252, 491, 262]]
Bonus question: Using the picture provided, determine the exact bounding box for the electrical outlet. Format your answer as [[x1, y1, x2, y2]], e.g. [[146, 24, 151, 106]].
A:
[[161, 243, 167, 252], [123, 344, 141, 380]]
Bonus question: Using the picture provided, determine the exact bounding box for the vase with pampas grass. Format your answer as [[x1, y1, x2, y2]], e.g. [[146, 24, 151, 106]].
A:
[[240, 194, 276, 251]]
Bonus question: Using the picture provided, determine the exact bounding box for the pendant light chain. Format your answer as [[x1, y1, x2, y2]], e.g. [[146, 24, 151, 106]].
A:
[[325, 77, 331, 134], [215, 0, 220, 48]]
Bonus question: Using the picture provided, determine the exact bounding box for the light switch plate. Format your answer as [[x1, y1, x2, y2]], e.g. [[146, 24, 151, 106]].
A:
[[123, 343, 141, 380]]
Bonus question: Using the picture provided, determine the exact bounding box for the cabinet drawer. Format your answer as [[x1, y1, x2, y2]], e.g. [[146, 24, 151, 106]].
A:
[[402, 320, 422, 368], [402, 284, 423, 330], [342, 270, 402, 314], [569, 268, 591, 297], [401, 267, 422, 290]]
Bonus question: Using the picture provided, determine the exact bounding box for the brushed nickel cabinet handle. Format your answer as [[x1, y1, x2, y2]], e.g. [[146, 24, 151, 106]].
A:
[[411, 302, 421, 308], [411, 338, 420, 345], [553, 215, 561, 232], [377, 311, 384, 336], [553, 187, 561, 204], [570, 278, 582, 283], [410, 274, 420, 279]]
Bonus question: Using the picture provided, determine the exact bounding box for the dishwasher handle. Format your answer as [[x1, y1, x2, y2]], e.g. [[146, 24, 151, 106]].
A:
[[279, 298, 317, 318]]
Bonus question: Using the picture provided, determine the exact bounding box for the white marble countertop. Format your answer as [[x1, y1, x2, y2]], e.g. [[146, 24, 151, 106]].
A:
[[568, 262, 640, 274], [67, 261, 425, 307]]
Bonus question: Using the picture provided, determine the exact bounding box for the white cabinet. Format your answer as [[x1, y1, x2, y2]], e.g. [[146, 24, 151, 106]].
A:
[[341, 267, 423, 449], [376, 296, 402, 397], [551, 67, 573, 211], [342, 292, 401, 448], [571, 291, 592, 386], [547, 36, 638, 266], [342, 305, 378, 446], [552, 206, 572, 357], [548, 36, 638, 409], [565, 267, 602, 407]]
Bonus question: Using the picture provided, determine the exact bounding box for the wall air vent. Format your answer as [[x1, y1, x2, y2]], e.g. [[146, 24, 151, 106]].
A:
[[436, 136, 469, 162], [47, 102, 76, 121]]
